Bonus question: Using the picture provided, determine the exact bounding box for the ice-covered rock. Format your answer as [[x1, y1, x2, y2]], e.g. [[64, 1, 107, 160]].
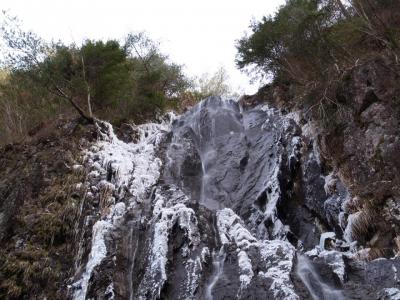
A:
[[71, 119, 171, 299], [137, 187, 201, 299], [379, 288, 400, 300], [216, 208, 298, 298], [66, 97, 400, 299]]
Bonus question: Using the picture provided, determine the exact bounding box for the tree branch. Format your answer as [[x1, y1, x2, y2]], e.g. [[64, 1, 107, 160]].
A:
[[81, 55, 93, 118], [53, 85, 94, 123]]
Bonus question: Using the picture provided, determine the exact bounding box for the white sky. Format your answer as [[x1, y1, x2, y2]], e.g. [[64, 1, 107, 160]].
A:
[[2, 0, 284, 94]]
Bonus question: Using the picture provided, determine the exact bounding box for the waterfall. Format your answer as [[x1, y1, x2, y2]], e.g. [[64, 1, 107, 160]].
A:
[[205, 246, 227, 300], [64, 97, 399, 299], [296, 254, 346, 300]]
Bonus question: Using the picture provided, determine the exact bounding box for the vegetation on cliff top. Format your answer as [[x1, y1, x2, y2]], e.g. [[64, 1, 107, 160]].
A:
[[0, 14, 235, 145], [236, 0, 400, 121]]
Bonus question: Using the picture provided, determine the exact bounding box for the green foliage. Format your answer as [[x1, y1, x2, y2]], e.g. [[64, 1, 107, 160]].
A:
[[80, 40, 131, 109], [236, 0, 400, 120], [237, 0, 352, 81], [0, 14, 191, 144], [122, 33, 191, 120]]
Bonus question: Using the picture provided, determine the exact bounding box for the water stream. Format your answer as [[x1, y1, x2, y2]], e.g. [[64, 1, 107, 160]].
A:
[[296, 254, 346, 300], [127, 220, 138, 300], [66, 97, 390, 299], [205, 246, 226, 300]]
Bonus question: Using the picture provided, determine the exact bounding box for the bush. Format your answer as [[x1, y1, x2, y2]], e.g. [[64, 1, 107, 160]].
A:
[[236, 0, 400, 119], [0, 14, 191, 145]]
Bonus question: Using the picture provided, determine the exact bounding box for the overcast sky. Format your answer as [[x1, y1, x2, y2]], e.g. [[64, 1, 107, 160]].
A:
[[2, 0, 284, 94]]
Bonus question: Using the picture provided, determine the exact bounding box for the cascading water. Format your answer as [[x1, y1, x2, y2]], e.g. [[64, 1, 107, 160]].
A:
[[205, 247, 226, 300], [67, 96, 400, 299], [127, 219, 138, 300], [296, 254, 346, 300]]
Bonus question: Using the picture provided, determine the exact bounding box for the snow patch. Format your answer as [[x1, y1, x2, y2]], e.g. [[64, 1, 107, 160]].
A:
[[259, 240, 299, 300], [324, 172, 337, 196], [261, 104, 277, 116], [304, 247, 348, 283], [285, 110, 302, 124], [217, 208, 257, 249], [318, 250, 346, 282], [319, 232, 336, 250], [72, 207, 123, 299], [105, 283, 115, 299], [201, 247, 210, 263], [184, 257, 203, 297], [150, 203, 198, 281]]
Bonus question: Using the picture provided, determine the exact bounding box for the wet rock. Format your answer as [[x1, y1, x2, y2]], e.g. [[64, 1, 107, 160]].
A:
[[343, 256, 400, 299], [3, 88, 400, 299]]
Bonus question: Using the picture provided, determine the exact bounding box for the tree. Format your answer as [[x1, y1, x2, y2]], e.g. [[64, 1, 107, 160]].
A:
[[79, 40, 131, 111], [196, 67, 233, 98], [236, 0, 339, 83], [125, 32, 190, 98], [235, 0, 399, 122], [0, 13, 192, 140], [1, 13, 94, 122], [236, 0, 399, 85], [123, 32, 191, 119], [351, 0, 400, 50]]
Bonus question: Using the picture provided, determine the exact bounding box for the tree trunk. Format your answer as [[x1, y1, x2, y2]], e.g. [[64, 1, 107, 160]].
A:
[[68, 96, 95, 123], [54, 85, 95, 123], [81, 55, 93, 118], [86, 86, 93, 118]]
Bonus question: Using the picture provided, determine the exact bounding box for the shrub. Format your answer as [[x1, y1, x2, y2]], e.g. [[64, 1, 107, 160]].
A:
[[0, 13, 192, 145], [236, 0, 400, 119]]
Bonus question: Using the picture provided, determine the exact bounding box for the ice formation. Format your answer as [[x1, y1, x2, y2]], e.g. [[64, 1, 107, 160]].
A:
[[216, 208, 298, 298], [138, 187, 201, 298], [72, 119, 172, 300]]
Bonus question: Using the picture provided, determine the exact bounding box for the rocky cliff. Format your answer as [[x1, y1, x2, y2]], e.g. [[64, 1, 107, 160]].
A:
[[1, 59, 400, 300]]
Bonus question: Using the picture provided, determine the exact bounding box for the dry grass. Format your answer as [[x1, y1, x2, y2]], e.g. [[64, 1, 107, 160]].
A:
[[0, 124, 92, 299], [357, 247, 391, 261], [350, 209, 378, 243]]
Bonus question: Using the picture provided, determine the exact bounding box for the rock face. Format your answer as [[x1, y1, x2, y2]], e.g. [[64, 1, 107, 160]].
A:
[[319, 58, 400, 257], [1, 95, 400, 299]]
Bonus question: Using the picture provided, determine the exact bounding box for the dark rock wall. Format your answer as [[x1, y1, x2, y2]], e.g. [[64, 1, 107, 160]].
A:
[[319, 58, 400, 256]]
